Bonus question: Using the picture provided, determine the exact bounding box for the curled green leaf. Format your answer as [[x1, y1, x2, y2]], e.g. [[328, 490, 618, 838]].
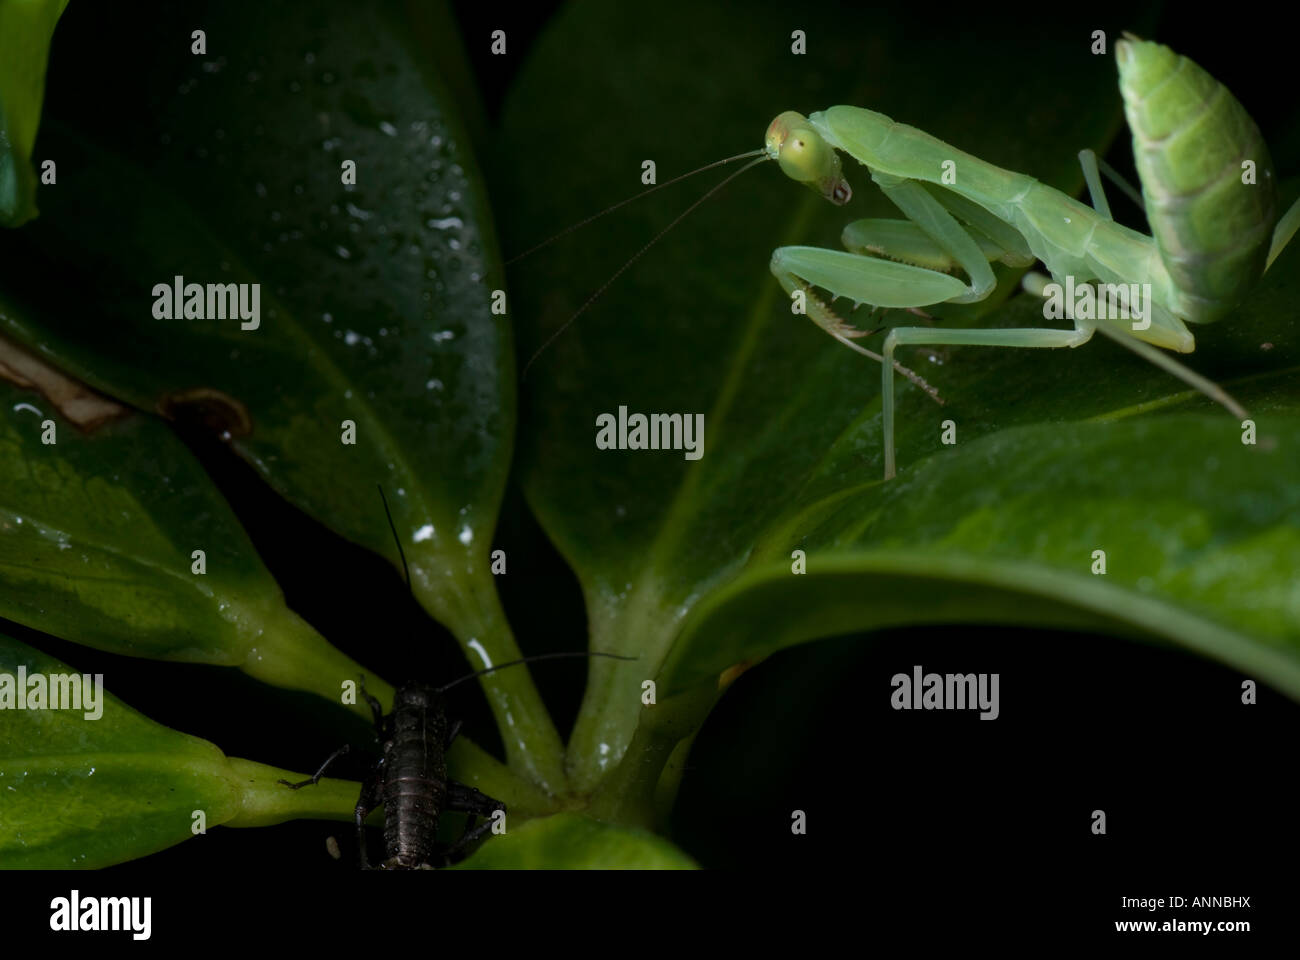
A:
[[0, 0, 68, 226], [0, 632, 363, 868], [0, 370, 392, 715]]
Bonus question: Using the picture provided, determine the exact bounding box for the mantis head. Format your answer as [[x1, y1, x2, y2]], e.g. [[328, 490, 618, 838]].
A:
[[765, 111, 851, 205]]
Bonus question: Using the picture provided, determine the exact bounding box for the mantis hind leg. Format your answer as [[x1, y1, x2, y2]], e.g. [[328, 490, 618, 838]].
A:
[[1093, 320, 1248, 421], [1020, 274, 1249, 422]]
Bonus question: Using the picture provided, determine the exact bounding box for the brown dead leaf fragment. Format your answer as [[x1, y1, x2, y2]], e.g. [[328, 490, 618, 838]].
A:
[[0, 333, 129, 431], [156, 387, 253, 439]]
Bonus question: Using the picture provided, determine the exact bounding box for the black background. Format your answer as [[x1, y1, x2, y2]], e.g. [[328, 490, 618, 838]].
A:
[[2, 0, 1295, 945]]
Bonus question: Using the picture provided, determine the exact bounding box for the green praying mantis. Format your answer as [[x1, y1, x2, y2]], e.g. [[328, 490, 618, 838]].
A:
[[766, 34, 1300, 479]]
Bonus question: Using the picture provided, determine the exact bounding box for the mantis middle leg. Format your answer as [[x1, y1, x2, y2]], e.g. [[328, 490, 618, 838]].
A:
[[1078, 148, 1146, 218], [880, 320, 1095, 479], [772, 175, 1100, 479]]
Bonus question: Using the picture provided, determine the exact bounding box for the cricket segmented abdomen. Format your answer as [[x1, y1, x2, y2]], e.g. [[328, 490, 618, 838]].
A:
[[1117, 38, 1276, 323], [380, 684, 450, 869], [381, 769, 446, 869]]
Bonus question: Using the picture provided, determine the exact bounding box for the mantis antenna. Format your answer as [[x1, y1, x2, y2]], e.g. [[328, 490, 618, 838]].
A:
[[506, 148, 765, 265], [519, 154, 771, 378]]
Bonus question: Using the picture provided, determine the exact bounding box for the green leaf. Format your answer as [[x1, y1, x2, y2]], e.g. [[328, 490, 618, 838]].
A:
[[0, 1, 563, 787], [0, 0, 68, 226], [451, 812, 698, 870], [497, 0, 1298, 821], [0, 371, 392, 714], [0, 632, 364, 868], [653, 250, 1300, 700]]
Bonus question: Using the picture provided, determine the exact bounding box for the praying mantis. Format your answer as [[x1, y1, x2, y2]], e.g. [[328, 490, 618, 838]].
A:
[[766, 35, 1300, 479]]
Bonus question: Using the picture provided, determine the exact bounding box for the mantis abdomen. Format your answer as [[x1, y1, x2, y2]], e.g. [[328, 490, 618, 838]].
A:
[[1118, 39, 1276, 323]]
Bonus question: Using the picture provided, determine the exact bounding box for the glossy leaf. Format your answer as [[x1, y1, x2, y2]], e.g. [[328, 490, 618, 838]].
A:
[[654, 248, 1300, 699], [0, 372, 393, 714], [0, 1, 563, 787], [496, 0, 1299, 822], [451, 812, 697, 870], [0, 632, 364, 869], [0, 0, 68, 226]]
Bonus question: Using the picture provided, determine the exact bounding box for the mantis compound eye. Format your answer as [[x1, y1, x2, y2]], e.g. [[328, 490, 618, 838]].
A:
[[765, 112, 850, 205]]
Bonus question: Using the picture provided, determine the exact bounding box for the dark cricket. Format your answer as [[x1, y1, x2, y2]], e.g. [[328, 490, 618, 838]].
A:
[[277, 487, 632, 869], [279, 677, 504, 870]]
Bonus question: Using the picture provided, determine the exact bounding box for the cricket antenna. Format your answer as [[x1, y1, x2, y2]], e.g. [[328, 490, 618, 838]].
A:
[[436, 651, 639, 694], [520, 154, 771, 379], [505, 149, 766, 266], [377, 483, 411, 593]]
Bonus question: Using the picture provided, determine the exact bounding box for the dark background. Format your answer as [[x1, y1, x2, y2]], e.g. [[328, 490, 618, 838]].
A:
[[2, 0, 1294, 938]]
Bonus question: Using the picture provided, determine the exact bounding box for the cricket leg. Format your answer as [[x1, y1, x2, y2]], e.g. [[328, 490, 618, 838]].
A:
[[358, 676, 384, 734], [354, 770, 383, 871], [278, 744, 351, 789], [445, 719, 463, 750], [441, 780, 507, 856]]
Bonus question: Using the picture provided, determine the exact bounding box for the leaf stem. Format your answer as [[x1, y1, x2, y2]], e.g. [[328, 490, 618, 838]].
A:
[[411, 554, 568, 794], [585, 682, 719, 828], [238, 601, 396, 721], [224, 758, 367, 827]]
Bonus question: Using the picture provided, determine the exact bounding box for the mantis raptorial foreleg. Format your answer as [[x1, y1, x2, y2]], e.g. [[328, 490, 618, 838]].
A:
[[768, 258, 949, 403], [841, 218, 1017, 272], [873, 176, 997, 303], [921, 186, 1036, 267]]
